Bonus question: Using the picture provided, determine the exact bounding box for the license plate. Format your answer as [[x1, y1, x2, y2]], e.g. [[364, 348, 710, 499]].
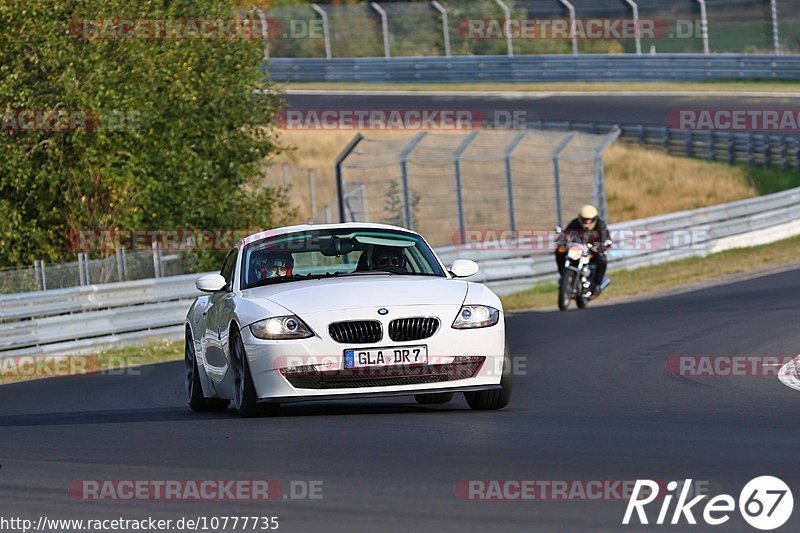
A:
[[344, 346, 428, 369]]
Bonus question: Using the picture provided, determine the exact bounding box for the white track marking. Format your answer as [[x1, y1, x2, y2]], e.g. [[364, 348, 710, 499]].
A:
[[778, 354, 800, 392]]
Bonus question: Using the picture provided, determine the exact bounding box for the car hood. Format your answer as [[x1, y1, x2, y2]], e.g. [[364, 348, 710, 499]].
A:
[[242, 276, 468, 314]]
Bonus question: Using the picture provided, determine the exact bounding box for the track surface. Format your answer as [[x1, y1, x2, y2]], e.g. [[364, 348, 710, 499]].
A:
[[2, 269, 800, 531], [283, 92, 800, 130]]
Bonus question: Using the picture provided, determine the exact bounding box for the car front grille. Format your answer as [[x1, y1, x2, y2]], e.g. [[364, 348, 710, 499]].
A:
[[388, 317, 440, 342], [328, 320, 383, 344], [282, 358, 484, 389]]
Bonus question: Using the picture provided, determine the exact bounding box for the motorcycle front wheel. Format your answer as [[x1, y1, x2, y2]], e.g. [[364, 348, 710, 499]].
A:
[[558, 271, 574, 311]]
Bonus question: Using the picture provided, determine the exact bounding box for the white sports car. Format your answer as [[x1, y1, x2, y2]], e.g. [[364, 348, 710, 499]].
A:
[[185, 223, 511, 416]]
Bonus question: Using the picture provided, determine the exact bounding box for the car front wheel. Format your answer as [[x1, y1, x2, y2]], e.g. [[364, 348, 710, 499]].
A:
[[464, 356, 512, 410]]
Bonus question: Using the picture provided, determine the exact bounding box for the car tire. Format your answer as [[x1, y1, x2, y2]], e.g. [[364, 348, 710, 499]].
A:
[[186, 333, 210, 412], [186, 331, 230, 412], [464, 356, 513, 411], [414, 392, 454, 405], [230, 329, 263, 418]]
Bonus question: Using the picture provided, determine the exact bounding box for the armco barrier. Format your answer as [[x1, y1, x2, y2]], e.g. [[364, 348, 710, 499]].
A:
[[2, 186, 800, 356], [267, 54, 800, 83]]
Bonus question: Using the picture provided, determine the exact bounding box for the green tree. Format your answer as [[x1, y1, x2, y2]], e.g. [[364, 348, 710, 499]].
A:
[[0, 0, 292, 267]]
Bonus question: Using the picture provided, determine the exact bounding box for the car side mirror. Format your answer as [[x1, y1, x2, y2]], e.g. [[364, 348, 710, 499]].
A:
[[196, 274, 227, 293], [449, 259, 480, 278]]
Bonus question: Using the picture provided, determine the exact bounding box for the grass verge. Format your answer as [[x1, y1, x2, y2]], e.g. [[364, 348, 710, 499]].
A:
[[285, 81, 800, 94], [502, 234, 800, 312], [0, 339, 183, 385]]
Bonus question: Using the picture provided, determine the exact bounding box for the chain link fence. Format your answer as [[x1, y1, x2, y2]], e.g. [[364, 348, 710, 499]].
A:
[[256, 0, 793, 58], [0, 249, 197, 295], [337, 128, 619, 247]]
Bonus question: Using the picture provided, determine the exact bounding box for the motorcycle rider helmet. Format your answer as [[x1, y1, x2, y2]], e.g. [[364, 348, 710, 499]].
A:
[[579, 205, 599, 230]]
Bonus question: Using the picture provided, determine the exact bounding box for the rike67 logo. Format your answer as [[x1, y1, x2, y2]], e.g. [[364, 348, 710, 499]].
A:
[[623, 477, 793, 530]]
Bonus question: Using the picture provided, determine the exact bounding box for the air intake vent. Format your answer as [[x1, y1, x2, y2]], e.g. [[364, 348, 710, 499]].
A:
[[388, 317, 440, 342], [328, 320, 383, 344]]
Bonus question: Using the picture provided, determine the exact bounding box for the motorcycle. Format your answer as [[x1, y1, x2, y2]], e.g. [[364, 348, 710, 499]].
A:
[[554, 226, 612, 311]]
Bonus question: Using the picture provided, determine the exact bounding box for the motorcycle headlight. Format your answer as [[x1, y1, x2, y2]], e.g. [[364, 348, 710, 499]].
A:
[[249, 316, 314, 340], [567, 245, 583, 261], [452, 305, 500, 329]]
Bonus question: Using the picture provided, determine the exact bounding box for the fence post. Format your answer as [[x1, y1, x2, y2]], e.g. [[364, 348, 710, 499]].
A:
[[250, 7, 270, 60], [308, 169, 317, 223], [324, 205, 332, 224], [334, 133, 364, 222], [503, 130, 529, 232], [662, 127, 670, 153], [371, 3, 391, 58], [398, 132, 428, 228], [558, 0, 579, 56], [770, 0, 780, 55], [747, 133, 755, 166], [696, 0, 710, 54], [552, 132, 577, 228], [282, 163, 290, 190], [311, 4, 332, 59], [152, 241, 162, 278], [431, 1, 451, 57], [453, 131, 480, 244], [78, 253, 87, 286], [493, 0, 513, 57], [685, 131, 693, 157], [624, 0, 642, 55], [34, 260, 44, 291], [115, 248, 124, 282], [594, 127, 621, 222]]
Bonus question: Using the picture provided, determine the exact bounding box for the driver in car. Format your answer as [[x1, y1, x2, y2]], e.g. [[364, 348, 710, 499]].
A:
[[252, 250, 294, 281], [371, 246, 407, 272]]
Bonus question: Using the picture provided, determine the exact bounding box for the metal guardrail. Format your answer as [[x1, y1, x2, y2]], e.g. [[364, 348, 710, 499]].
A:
[[526, 121, 800, 170], [438, 185, 800, 295], [267, 54, 800, 83], [3, 186, 800, 356]]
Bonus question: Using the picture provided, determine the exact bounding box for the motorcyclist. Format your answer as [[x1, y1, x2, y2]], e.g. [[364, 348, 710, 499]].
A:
[[554, 205, 610, 292]]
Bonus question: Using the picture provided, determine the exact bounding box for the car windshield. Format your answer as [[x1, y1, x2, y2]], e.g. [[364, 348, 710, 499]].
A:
[[240, 228, 446, 289]]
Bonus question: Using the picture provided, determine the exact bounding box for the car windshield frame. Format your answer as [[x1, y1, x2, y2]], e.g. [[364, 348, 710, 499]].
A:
[[239, 228, 446, 290]]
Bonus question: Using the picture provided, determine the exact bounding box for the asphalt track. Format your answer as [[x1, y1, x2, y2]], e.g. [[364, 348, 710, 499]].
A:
[[283, 92, 800, 130], [2, 268, 800, 532]]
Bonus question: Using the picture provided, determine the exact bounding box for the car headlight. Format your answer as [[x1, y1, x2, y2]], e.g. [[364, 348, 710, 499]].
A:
[[249, 316, 314, 340], [452, 305, 500, 329]]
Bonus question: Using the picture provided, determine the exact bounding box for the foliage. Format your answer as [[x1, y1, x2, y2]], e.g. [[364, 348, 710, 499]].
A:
[[0, 0, 292, 268]]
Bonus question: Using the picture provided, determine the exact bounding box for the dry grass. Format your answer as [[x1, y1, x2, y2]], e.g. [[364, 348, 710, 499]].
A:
[[267, 130, 761, 224], [603, 143, 758, 221]]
